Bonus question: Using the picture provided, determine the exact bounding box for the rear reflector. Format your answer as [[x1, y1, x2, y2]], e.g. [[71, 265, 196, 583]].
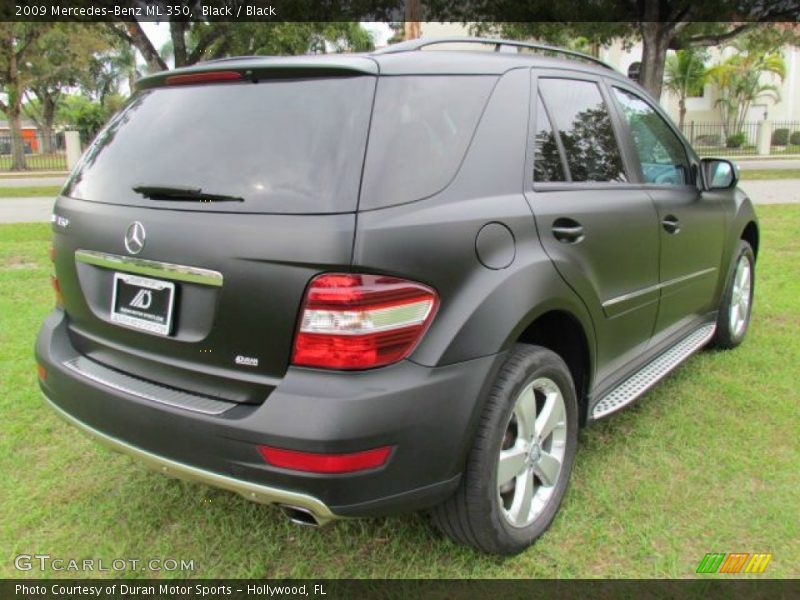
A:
[[292, 273, 439, 370], [50, 275, 64, 306], [165, 71, 243, 86], [37, 364, 46, 381], [258, 445, 392, 474]]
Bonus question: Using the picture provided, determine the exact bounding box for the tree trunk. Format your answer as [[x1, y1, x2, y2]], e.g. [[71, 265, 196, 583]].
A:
[[170, 21, 188, 67], [6, 42, 27, 171], [107, 22, 167, 73], [40, 91, 56, 154], [678, 98, 686, 131], [404, 0, 421, 40], [8, 106, 27, 171], [639, 22, 672, 101]]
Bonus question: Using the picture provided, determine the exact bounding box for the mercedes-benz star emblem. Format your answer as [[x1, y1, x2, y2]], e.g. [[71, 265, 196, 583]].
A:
[[124, 222, 146, 255]]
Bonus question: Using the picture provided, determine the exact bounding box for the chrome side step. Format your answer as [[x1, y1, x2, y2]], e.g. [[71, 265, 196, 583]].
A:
[[63, 356, 235, 416], [591, 323, 716, 420]]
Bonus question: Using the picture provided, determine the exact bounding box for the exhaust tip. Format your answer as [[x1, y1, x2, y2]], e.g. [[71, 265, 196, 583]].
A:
[[279, 504, 321, 527]]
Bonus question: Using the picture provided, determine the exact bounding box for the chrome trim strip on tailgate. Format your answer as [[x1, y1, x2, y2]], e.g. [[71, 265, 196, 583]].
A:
[[75, 249, 223, 287], [41, 393, 337, 525], [63, 356, 234, 416]]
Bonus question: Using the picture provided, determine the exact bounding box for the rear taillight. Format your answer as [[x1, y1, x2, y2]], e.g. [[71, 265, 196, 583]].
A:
[[291, 273, 439, 370]]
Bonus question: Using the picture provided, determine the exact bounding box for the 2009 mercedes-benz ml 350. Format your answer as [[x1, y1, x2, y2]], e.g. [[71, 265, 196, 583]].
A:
[[36, 38, 758, 555]]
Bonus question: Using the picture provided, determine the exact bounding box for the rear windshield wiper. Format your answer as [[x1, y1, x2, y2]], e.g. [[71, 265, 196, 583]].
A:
[[133, 184, 244, 203]]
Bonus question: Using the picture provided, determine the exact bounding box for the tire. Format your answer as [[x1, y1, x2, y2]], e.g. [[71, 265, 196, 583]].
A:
[[430, 344, 579, 555], [712, 240, 755, 349]]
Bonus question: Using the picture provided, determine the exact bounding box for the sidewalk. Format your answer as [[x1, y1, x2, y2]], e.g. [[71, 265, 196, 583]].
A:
[[738, 179, 800, 204], [0, 197, 54, 223]]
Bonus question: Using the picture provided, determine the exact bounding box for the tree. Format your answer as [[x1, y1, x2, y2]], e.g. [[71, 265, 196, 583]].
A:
[[0, 24, 46, 171], [456, 1, 799, 99], [707, 37, 786, 137], [663, 48, 708, 130], [204, 22, 374, 58], [107, 3, 376, 72], [24, 24, 111, 154], [81, 37, 140, 105], [59, 94, 125, 145]]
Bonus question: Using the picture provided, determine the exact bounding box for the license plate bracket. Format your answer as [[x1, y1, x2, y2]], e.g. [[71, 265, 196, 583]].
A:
[[110, 272, 176, 336]]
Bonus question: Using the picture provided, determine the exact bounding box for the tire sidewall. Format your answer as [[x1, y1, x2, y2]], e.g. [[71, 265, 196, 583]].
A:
[[472, 347, 579, 553], [717, 241, 755, 348]]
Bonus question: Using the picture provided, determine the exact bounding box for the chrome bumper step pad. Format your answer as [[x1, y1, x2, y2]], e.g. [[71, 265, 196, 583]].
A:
[[63, 356, 235, 416], [592, 323, 716, 420]]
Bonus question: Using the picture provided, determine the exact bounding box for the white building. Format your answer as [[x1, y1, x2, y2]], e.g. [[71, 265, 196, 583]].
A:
[[416, 22, 800, 128]]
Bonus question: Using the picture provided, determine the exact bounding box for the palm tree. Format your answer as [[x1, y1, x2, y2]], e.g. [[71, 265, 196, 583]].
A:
[[707, 43, 786, 138], [663, 49, 708, 131]]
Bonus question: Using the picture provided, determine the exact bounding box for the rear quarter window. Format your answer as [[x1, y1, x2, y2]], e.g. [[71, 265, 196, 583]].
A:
[[359, 75, 497, 210]]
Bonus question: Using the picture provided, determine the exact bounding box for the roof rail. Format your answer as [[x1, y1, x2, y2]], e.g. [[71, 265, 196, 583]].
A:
[[374, 37, 616, 72]]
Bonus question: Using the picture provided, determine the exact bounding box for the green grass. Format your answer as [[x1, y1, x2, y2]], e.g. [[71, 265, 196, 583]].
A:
[[0, 185, 61, 198], [1, 208, 799, 579], [739, 169, 800, 180]]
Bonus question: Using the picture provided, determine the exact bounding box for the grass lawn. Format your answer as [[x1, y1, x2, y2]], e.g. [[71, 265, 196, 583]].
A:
[[0, 185, 61, 198], [739, 169, 800, 180], [1, 207, 798, 579]]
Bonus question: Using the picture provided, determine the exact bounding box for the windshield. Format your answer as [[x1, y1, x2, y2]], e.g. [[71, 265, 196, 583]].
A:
[[64, 76, 376, 214]]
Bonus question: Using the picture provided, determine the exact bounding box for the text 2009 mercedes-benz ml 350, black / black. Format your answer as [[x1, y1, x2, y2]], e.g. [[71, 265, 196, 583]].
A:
[[36, 38, 758, 555]]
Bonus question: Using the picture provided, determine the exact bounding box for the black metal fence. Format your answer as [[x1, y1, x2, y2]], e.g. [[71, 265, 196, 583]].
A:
[[679, 120, 800, 157], [770, 121, 800, 155], [0, 130, 67, 171], [680, 121, 762, 157]]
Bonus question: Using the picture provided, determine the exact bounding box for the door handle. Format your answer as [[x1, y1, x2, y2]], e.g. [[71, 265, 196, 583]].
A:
[[662, 215, 681, 234], [552, 218, 585, 244]]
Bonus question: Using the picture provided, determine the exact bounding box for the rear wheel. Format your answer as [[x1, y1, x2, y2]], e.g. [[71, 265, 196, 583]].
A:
[[713, 241, 755, 349], [430, 344, 578, 555]]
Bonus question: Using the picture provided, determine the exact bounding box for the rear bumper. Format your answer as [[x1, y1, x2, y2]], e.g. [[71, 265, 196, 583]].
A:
[[36, 310, 503, 519]]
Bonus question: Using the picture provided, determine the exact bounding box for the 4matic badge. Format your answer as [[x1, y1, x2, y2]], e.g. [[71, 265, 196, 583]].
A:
[[235, 355, 259, 367]]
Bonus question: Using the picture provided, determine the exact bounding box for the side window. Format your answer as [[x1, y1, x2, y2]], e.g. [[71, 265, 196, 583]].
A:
[[533, 94, 566, 182], [612, 87, 691, 186], [538, 78, 627, 183]]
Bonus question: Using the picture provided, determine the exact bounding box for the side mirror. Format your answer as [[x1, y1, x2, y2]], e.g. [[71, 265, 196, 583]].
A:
[[701, 158, 738, 191]]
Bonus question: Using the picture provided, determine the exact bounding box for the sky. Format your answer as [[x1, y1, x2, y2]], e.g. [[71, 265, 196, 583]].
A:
[[139, 22, 393, 68]]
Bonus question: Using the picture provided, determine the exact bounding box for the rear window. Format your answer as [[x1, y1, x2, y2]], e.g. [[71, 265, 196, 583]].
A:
[[65, 76, 375, 214], [359, 76, 496, 210]]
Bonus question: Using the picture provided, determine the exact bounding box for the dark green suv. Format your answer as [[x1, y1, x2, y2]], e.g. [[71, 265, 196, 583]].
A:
[[36, 38, 757, 555]]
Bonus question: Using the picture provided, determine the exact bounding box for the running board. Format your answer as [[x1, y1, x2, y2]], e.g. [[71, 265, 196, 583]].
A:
[[591, 323, 716, 420]]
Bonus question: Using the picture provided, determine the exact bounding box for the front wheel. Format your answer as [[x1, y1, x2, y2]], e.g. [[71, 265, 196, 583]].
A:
[[713, 241, 755, 349], [430, 344, 578, 555]]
